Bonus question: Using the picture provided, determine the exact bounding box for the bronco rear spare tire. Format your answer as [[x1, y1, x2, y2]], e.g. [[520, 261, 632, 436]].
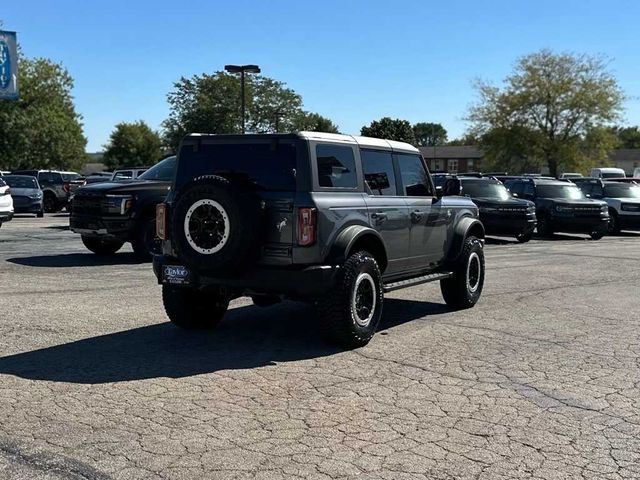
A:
[[171, 177, 264, 275]]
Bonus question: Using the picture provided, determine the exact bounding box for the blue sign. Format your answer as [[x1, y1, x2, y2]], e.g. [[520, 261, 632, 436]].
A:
[[0, 31, 18, 100]]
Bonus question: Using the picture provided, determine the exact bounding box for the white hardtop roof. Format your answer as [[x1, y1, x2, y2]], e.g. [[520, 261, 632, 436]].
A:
[[594, 167, 625, 171], [297, 131, 419, 154]]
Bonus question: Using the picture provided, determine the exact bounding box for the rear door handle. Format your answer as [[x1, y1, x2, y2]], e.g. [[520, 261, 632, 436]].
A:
[[371, 212, 388, 225]]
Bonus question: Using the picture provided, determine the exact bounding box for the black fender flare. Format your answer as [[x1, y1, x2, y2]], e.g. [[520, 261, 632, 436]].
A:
[[328, 225, 388, 271], [447, 216, 485, 262]]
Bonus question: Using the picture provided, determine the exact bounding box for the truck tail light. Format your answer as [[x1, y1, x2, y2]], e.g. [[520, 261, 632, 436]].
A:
[[63, 182, 71, 193], [156, 203, 167, 240], [297, 207, 316, 246]]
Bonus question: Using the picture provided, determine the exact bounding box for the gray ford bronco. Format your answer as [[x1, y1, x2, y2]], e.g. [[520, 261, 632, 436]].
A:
[[153, 132, 485, 347]]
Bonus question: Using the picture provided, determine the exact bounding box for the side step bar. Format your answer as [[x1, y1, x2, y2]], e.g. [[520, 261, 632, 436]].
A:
[[383, 272, 454, 293]]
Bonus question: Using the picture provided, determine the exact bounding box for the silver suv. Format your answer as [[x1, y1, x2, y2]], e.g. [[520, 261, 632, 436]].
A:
[[577, 179, 640, 234], [153, 132, 486, 347]]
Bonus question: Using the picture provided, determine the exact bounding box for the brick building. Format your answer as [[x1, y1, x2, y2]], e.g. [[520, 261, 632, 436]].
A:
[[419, 146, 484, 173]]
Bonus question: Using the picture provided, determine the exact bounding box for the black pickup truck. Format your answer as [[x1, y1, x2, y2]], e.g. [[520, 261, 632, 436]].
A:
[[69, 156, 175, 259]]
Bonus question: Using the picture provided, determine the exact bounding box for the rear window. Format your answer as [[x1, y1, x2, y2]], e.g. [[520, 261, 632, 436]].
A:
[[177, 140, 298, 191]]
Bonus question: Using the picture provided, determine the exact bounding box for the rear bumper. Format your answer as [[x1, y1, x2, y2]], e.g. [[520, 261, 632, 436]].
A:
[[153, 255, 340, 297], [70, 215, 133, 240], [0, 211, 13, 222]]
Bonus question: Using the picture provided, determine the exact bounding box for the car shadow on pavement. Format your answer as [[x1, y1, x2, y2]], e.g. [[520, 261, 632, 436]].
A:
[[7, 253, 146, 267], [0, 299, 447, 384]]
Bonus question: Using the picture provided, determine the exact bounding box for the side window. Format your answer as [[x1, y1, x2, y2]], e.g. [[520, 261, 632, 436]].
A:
[[397, 154, 433, 196], [361, 150, 396, 195], [523, 182, 535, 198], [38, 172, 54, 184], [592, 184, 604, 197], [507, 181, 523, 196], [316, 144, 357, 188], [115, 171, 133, 180]]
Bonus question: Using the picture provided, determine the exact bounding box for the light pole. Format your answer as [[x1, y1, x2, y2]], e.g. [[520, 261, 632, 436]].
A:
[[224, 64, 261, 134]]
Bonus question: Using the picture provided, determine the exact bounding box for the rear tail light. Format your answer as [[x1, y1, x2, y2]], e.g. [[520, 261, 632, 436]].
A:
[[297, 207, 317, 246], [63, 182, 71, 193], [156, 203, 167, 240]]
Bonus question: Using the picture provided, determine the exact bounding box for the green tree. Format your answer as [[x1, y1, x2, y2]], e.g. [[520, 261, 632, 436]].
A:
[[447, 133, 480, 146], [162, 72, 308, 150], [0, 56, 87, 171], [103, 121, 163, 169], [611, 126, 640, 149], [468, 49, 625, 177], [292, 112, 339, 133], [412, 122, 447, 146], [360, 117, 416, 144]]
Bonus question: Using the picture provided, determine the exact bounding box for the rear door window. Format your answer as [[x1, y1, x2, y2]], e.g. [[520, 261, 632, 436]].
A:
[[361, 150, 396, 195], [316, 144, 357, 188]]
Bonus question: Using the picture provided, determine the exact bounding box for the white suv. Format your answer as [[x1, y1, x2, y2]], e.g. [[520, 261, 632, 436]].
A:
[[577, 179, 640, 234], [0, 178, 14, 228]]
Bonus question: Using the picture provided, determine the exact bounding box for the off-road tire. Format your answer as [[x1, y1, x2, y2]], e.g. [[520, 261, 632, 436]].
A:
[[516, 232, 533, 243], [162, 285, 228, 330], [171, 176, 264, 276], [81, 236, 125, 255], [43, 193, 57, 213], [440, 236, 485, 309], [37, 209, 44, 218], [607, 210, 620, 235], [536, 215, 553, 237], [317, 251, 383, 348], [590, 229, 605, 240], [131, 217, 160, 260]]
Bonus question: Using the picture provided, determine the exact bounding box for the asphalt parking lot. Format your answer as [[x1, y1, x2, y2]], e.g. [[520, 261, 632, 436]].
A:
[[0, 215, 639, 480]]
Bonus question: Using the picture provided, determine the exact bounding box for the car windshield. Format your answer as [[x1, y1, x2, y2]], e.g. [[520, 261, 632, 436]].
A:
[[61, 173, 82, 181], [139, 157, 176, 181], [537, 184, 586, 200], [604, 184, 640, 198], [460, 181, 511, 200], [3, 176, 39, 189]]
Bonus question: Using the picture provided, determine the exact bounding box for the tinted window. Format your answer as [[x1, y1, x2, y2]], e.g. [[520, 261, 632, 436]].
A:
[[537, 184, 585, 200], [114, 171, 133, 180], [177, 140, 298, 191], [397, 154, 432, 196], [139, 157, 176, 182], [316, 144, 357, 188], [460, 180, 510, 200], [604, 184, 640, 198], [61, 173, 82, 181], [361, 150, 396, 195], [523, 182, 535, 198], [39, 172, 54, 183]]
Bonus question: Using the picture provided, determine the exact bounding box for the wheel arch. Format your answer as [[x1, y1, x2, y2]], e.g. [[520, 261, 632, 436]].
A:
[[447, 216, 485, 262], [328, 225, 388, 273]]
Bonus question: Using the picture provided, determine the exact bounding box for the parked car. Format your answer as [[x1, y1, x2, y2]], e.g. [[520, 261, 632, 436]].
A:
[[576, 179, 640, 234], [153, 132, 486, 348], [111, 167, 148, 182], [0, 175, 43, 217], [84, 172, 113, 185], [559, 172, 583, 179], [590, 167, 626, 179], [69, 156, 176, 259], [0, 178, 14, 227], [634, 167, 640, 178], [442, 175, 537, 242], [10, 170, 78, 212], [503, 178, 609, 239]]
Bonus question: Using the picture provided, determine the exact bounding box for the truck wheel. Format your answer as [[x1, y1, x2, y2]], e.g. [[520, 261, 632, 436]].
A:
[[607, 210, 620, 235], [440, 236, 485, 309], [131, 217, 160, 260], [516, 232, 532, 243], [536, 215, 553, 237], [81, 236, 125, 255], [317, 251, 383, 348], [171, 177, 264, 275], [37, 209, 44, 218], [43, 193, 57, 213], [162, 285, 228, 330], [590, 229, 605, 240]]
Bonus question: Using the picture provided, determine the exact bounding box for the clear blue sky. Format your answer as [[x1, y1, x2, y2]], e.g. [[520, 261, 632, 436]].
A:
[[3, 0, 640, 151]]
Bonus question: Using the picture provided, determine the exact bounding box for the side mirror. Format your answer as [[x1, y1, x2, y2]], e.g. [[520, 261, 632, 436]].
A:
[[585, 193, 591, 198], [435, 185, 444, 199], [511, 192, 519, 198]]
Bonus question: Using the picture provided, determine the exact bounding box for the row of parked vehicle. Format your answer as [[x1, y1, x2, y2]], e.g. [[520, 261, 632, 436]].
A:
[[62, 132, 640, 348]]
